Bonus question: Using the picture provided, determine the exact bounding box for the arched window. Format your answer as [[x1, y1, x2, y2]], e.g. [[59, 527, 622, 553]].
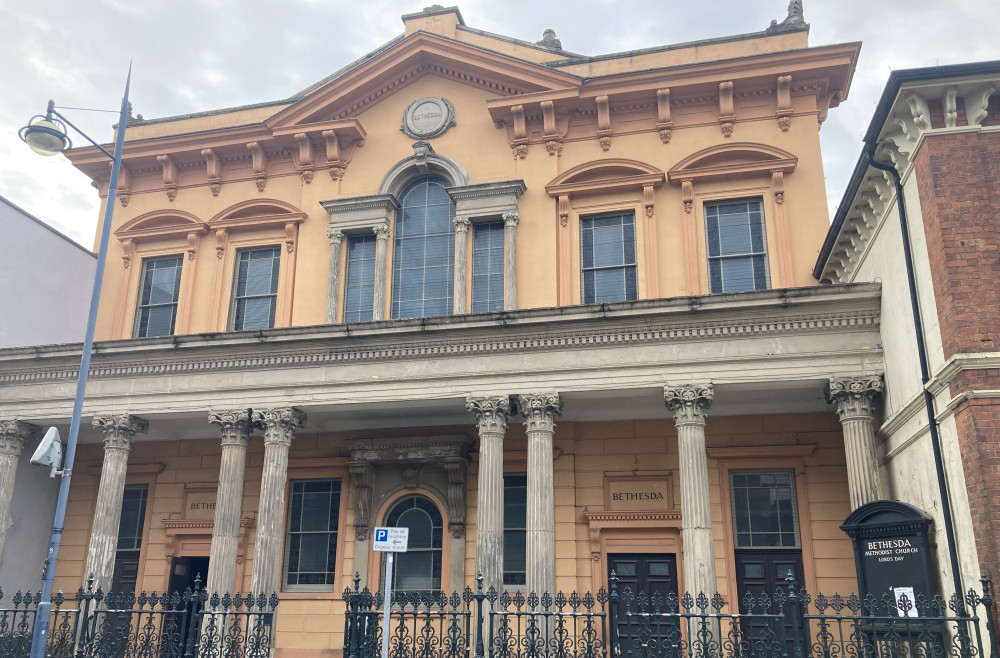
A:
[[391, 176, 455, 319], [384, 495, 443, 591]]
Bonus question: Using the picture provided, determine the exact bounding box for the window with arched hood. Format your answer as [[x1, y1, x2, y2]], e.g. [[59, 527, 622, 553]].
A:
[[384, 495, 443, 591], [391, 176, 455, 319]]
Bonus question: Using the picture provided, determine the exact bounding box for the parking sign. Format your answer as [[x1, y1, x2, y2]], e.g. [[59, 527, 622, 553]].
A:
[[372, 526, 409, 552]]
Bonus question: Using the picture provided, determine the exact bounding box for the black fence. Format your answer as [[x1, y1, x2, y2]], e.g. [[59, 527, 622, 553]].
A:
[[344, 573, 999, 658], [0, 575, 277, 658]]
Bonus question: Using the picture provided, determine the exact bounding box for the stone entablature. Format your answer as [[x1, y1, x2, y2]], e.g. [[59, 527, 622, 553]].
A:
[[820, 73, 1000, 284]]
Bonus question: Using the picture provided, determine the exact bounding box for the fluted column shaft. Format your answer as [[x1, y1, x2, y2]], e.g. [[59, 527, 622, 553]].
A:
[[326, 230, 344, 324], [250, 407, 306, 594], [372, 225, 390, 321], [520, 393, 563, 597], [828, 376, 884, 509], [207, 410, 252, 595], [454, 217, 470, 314], [664, 385, 717, 598], [86, 415, 149, 591], [0, 422, 40, 563], [503, 212, 519, 311], [467, 396, 512, 594]]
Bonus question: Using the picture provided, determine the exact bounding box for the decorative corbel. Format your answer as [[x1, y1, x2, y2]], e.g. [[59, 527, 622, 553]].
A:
[[284, 221, 298, 254], [157, 154, 178, 202], [412, 140, 434, 173], [293, 133, 315, 184], [558, 194, 570, 227], [943, 87, 959, 129], [681, 180, 694, 214], [902, 91, 931, 135], [776, 75, 793, 131], [771, 171, 785, 205], [595, 95, 612, 151], [510, 104, 528, 159], [186, 231, 200, 261], [964, 83, 997, 127], [201, 148, 222, 197], [116, 163, 131, 207], [443, 457, 468, 539], [643, 184, 655, 218], [348, 461, 374, 541], [321, 129, 345, 180], [215, 228, 229, 259], [247, 142, 267, 192], [589, 527, 601, 562], [656, 88, 673, 143], [542, 100, 562, 156], [121, 238, 135, 269], [818, 90, 844, 127], [718, 81, 735, 137]]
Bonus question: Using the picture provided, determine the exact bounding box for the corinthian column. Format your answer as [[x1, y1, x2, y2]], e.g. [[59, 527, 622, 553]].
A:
[[326, 229, 344, 324], [519, 393, 562, 597], [0, 421, 40, 563], [206, 409, 251, 595], [86, 414, 149, 591], [250, 407, 306, 594], [372, 224, 390, 321], [827, 376, 884, 509], [453, 217, 471, 314], [467, 396, 512, 594], [503, 211, 519, 310], [664, 384, 717, 598]]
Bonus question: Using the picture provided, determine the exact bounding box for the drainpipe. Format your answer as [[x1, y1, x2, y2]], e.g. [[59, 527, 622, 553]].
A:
[[863, 148, 966, 603]]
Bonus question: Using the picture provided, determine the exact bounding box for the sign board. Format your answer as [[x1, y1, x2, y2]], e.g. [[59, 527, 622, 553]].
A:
[[184, 491, 217, 520], [841, 500, 937, 615], [605, 474, 673, 512], [372, 526, 409, 553]]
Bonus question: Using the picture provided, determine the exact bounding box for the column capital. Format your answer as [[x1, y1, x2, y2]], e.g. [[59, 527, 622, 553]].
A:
[[466, 396, 513, 435], [0, 421, 41, 457], [208, 409, 252, 447], [372, 224, 391, 241], [326, 228, 344, 245], [664, 384, 714, 426], [519, 393, 563, 432], [502, 211, 520, 228], [251, 407, 306, 446], [92, 414, 149, 452], [453, 216, 471, 232], [826, 375, 884, 421]]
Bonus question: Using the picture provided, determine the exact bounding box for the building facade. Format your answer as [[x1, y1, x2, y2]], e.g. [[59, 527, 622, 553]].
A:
[[0, 6, 902, 656]]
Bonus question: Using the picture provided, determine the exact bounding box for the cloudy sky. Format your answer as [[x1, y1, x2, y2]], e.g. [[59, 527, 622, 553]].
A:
[[1, 0, 997, 249]]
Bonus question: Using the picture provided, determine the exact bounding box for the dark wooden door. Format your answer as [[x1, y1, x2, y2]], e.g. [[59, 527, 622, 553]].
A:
[[734, 550, 804, 652], [609, 554, 680, 655]]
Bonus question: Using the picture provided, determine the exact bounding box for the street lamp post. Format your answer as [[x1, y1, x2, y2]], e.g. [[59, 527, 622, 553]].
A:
[[19, 67, 131, 658]]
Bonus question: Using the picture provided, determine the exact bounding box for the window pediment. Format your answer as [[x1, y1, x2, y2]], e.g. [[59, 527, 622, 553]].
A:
[[115, 211, 209, 242], [545, 158, 665, 197], [668, 142, 797, 184], [209, 199, 306, 231]]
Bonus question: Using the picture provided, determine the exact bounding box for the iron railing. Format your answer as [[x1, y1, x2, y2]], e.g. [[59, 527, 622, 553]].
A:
[[0, 575, 277, 658], [343, 573, 998, 658]]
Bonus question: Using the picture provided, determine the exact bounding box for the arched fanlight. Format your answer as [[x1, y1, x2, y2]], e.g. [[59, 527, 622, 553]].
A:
[[19, 113, 72, 156]]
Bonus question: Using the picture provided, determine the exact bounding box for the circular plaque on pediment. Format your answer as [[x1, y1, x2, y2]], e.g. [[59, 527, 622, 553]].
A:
[[401, 97, 455, 139]]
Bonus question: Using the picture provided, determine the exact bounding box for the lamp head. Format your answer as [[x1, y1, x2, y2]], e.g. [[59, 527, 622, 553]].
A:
[[19, 114, 71, 156]]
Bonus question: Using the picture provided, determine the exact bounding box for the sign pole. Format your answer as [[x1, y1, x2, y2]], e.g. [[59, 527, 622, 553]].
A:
[[382, 551, 394, 658]]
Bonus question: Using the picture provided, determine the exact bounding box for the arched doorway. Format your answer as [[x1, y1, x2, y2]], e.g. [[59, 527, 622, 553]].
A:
[[384, 495, 444, 591]]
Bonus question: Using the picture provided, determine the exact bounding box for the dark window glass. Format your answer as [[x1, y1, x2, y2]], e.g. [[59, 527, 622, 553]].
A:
[[729, 469, 799, 548], [116, 485, 148, 551], [705, 199, 769, 293], [231, 247, 280, 331], [580, 213, 638, 304], [385, 495, 443, 591], [136, 256, 183, 337], [344, 234, 377, 323], [503, 474, 527, 586], [472, 221, 505, 313], [284, 479, 341, 588], [391, 177, 455, 319]]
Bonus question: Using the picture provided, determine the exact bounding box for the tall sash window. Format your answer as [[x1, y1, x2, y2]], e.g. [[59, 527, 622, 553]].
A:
[[391, 176, 455, 319]]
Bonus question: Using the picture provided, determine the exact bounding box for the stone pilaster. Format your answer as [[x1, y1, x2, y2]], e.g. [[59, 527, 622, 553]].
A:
[[664, 384, 717, 597], [249, 407, 305, 595], [0, 421, 40, 564], [503, 211, 519, 311], [325, 229, 344, 324], [372, 224, 390, 321], [519, 393, 562, 597], [453, 217, 471, 314], [206, 409, 252, 595], [827, 375, 884, 509], [466, 396, 513, 594], [86, 414, 149, 591]]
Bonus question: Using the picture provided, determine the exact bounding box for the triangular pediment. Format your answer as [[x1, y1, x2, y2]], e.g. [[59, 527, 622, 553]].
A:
[[267, 31, 580, 129]]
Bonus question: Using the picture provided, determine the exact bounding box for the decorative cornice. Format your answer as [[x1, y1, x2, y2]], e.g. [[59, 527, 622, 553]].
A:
[[92, 414, 149, 453], [208, 409, 252, 447], [583, 510, 682, 523], [466, 396, 513, 436], [446, 180, 526, 202], [0, 305, 881, 385], [251, 407, 306, 447], [664, 384, 714, 426], [827, 375, 884, 421], [0, 421, 41, 457], [519, 393, 563, 432]]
